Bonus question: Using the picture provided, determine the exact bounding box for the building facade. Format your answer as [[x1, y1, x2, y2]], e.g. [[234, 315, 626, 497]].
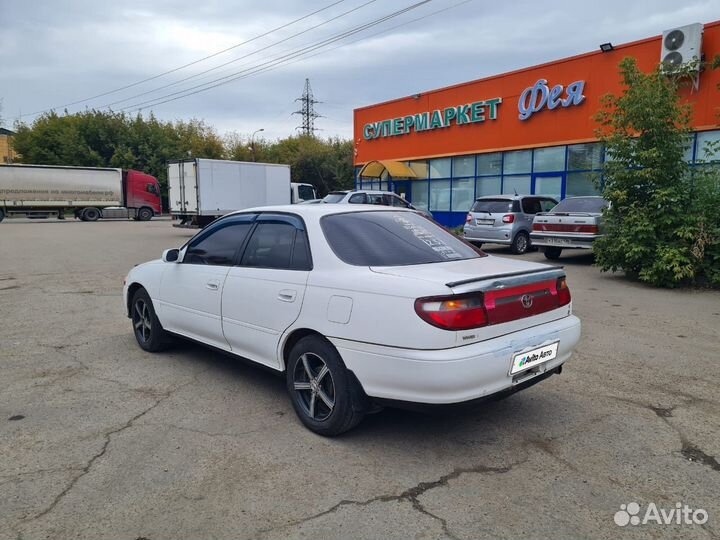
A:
[[0, 128, 18, 164], [353, 20, 720, 227]]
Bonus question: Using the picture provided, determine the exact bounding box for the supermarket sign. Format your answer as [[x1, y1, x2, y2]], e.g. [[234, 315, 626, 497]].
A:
[[362, 79, 585, 140]]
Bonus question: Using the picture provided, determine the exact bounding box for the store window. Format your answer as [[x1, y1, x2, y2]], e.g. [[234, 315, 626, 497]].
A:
[[429, 180, 451, 211], [533, 146, 565, 172], [477, 153, 502, 175], [452, 155, 475, 177], [683, 134, 695, 162], [696, 130, 720, 162], [429, 158, 451, 178], [502, 175, 531, 195], [475, 176, 501, 197], [534, 176, 562, 200], [566, 172, 601, 197], [451, 178, 474, 211], [412, 180, 429, 210], [567, 143, 603, 170], [503, 150, 532, 174], [408, 161, 429, 179]]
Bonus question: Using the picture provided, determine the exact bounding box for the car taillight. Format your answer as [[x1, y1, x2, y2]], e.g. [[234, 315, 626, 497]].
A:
[[532, 222, 542, 231], [414, 293, 488, 330], [465, 213, 472, 224], [502, 214, 515, 223], [557, 277, 571, 306], [415, 276, 572, 331]]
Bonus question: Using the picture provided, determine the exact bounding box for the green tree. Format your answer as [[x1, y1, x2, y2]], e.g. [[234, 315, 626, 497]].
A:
[[594, 57, 720, 287]]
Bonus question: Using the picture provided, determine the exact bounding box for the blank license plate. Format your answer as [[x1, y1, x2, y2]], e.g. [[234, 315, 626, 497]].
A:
[[476, 219, 494, 225], [511, 341, 559, 374]]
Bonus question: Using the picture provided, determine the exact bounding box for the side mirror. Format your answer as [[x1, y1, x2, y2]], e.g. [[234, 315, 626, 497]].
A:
[[162, 248, 180, 263]]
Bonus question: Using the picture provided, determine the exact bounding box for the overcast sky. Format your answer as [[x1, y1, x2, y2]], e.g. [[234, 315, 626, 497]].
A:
[[1, 0, 718, 141]]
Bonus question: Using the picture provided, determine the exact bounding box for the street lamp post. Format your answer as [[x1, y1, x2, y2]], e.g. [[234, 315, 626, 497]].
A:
[[250, 128, 264, 162]]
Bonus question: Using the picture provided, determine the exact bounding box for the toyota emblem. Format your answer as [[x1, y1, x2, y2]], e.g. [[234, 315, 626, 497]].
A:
[[520, 294, 533, 309]]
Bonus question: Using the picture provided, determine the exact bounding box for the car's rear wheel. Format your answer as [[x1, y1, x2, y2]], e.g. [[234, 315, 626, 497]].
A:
[[131, 288, 171, 352], [544, 247, 563, 260], [286, 335, 365, 436], [511, 231, 529, 254]]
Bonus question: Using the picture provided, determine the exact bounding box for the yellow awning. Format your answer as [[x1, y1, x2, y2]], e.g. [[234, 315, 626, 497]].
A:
[[359, 160, 417, 179]]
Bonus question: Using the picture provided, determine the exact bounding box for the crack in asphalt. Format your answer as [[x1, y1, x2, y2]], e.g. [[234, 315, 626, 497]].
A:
[[19, 368, 210, 525], [259, 461, 522, 539], [602, 394, 720, 475]]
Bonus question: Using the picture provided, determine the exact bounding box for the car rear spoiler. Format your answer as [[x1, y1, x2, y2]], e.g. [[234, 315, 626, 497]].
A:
[[446, 267, 565, 289], [536, 211, 595, 217]]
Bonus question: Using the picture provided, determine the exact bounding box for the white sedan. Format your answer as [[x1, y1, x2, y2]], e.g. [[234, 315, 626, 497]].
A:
[[123, 205, 581, 435]]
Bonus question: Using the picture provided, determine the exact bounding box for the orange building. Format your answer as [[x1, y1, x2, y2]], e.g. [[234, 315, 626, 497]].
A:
[[353, 20, 720, 226], [0, 128, 18, 164]]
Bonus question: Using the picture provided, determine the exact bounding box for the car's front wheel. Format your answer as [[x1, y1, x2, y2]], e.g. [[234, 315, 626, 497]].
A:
[[131, 288, 171, 352], [286, 335, 365, 436]]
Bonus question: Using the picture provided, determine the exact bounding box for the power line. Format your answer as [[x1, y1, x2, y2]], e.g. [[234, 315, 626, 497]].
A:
[[20, 0, 349, 118], [125, 0, 472, 113], [120, 1, 433, 113], [100, 0, 378, 110]]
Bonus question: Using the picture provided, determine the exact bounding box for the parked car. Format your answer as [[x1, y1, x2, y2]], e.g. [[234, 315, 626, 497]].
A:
[[322, 190, 433, 218], [463, 195, 558, 254], [123, 205, 581, 435], [531, 196, 608, 260]]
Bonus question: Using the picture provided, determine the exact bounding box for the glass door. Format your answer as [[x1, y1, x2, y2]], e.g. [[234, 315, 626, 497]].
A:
[[533, 173, 564, 200]]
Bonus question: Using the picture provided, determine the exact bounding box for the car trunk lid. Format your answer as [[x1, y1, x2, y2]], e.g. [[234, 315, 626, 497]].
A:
[[370, 257, 572, 345]]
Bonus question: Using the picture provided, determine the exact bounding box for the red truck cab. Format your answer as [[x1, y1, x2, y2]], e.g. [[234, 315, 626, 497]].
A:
[[125, 170, 162, 216]]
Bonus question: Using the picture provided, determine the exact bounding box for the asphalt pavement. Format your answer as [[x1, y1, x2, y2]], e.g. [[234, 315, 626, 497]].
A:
[[1, 217, 718, 540]]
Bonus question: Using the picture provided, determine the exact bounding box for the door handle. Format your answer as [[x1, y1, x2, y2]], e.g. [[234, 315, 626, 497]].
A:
[[206, 280, 220, 291], [278, 290, 297, 302]]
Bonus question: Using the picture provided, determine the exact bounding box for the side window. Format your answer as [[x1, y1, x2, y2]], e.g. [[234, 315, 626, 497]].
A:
[[184, 217, 254, 265], [522, 198, 542, 214], [539, 199, 558, 212], [384, 194, 409, 207], [291, 230, 311, 270], [367, 194, 385, 205], [147, 183, 158, 194], [348, 194, 366, 204], [241, 222, 297, 269]]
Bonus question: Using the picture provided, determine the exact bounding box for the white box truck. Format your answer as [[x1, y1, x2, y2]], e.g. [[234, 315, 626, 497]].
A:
[[168, 158, 298, 227]]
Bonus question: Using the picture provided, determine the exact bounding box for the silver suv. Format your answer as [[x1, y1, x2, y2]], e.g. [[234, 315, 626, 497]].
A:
[[463, 195, 558, 254]]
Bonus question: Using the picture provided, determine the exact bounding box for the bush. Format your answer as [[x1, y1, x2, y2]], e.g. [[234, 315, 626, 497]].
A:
[[594, 58, 720, 287]]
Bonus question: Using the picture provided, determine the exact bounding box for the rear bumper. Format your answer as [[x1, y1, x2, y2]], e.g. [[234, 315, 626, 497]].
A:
[[330, 315, 581, 405], [530, 233, 601, 250], [463, 225, 515, 244]]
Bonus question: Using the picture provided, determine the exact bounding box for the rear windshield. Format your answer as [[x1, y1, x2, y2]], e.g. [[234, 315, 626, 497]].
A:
[[321, 211, 484, 266], [471, 199, 513, 213], [323, 193, 346, 203], [551, 197, 608, 213]]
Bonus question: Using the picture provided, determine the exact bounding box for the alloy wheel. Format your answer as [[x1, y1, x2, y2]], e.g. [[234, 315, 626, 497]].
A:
[[133, 299, 152, 343], [292, 353, 335, 421]]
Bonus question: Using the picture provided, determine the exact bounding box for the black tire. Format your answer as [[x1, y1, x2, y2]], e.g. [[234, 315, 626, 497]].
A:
[[510, 231, 530, 254], [81, 207, 101, 222], [136, 207, 153, 221], [544, 247, 563, 260], [286, 335, 365, 436], [131, 288, 171, 352]]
